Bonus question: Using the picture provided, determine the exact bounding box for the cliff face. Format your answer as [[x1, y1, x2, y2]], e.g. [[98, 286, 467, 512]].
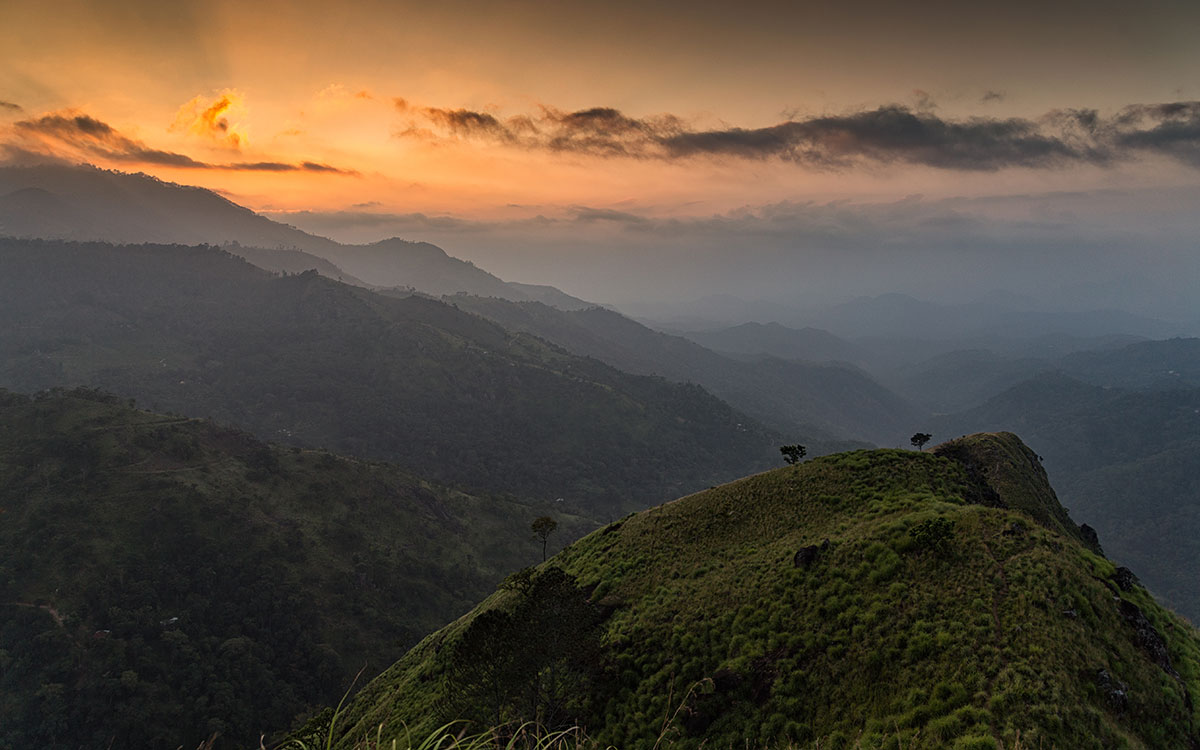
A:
[[329, 434, 1200, 749]]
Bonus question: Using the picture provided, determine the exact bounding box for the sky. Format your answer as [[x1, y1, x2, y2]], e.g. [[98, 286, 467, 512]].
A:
[[2, 0, 1199, 314]]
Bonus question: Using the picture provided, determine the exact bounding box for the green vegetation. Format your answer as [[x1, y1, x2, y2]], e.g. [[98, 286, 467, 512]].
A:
[[288, 721, 594, 750], [934, 372, 1200, 620], [330, 433, 1200, 749], [908, 517, 955, 553], [0, 388, 595, 749], [445, 295, 914, 447], [0, 237, 780, 513]]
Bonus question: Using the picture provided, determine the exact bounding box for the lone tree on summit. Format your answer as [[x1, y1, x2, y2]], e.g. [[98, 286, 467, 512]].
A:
[[531, 516, 558, 561], [780, 445, 807, 465], [910, 433, 933, 451]]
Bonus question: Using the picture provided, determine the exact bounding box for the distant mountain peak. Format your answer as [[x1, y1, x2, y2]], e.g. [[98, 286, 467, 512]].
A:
[[0, 164, 590, 309]]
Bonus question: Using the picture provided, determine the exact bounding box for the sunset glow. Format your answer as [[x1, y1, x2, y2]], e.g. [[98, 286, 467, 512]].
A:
[[3, 0, 1199, 221], [2, 0, 1199, 309]]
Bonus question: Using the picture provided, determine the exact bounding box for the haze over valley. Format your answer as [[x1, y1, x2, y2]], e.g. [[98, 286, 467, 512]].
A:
[[3, 1, 1200, 748]]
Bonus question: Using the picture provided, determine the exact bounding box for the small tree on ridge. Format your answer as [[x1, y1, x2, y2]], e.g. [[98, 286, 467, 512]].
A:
[[531, 516, 558, 562], [780, 444, 807, 465]]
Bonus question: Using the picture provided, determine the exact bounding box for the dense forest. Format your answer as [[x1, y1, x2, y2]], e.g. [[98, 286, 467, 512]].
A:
[[0, 388, 595, 748]]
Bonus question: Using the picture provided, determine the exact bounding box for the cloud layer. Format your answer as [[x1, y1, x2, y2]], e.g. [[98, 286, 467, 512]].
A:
[[5, 111, 356, 174], [395, 99, 1200, 171], [268, 185, 1200, 321]]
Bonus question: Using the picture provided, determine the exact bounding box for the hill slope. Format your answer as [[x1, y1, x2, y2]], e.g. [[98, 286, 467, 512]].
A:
[[933, 372, 1200, 621], [0, 164, 342, 252], [0, 164, 588, 306], [0, 388, 595, 749], [330, 433, 1200, 749], [683, 321, 863, 365], [325, 239, 593, 308], [449, 297, 918, 446], [0, 238, 778, 512]]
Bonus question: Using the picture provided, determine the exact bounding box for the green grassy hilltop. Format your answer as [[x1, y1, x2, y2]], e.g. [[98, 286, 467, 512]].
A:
[[330, 433, 1200, 749]]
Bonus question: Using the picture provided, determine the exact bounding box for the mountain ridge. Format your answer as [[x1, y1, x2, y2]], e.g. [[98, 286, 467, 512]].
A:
[[0, 164, 590, 309], [449, 296, 919, 445], [931, 371, 1200, 622], [0, 237, 782, 512]]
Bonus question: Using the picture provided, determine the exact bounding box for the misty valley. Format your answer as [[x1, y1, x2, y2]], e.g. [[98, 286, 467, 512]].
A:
[[0, 161, 1198, 749]]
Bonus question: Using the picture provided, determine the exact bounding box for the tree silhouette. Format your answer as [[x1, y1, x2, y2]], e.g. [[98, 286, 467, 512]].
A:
[[910, 433, 932, 451], [780, 444, 807, 465], [531, 516, 558, 561]]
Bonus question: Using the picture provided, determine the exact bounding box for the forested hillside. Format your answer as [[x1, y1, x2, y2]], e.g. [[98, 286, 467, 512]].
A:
[[448, 296, 914, 446], [0, 388, 594, 748], [0, 238, 782, 513]]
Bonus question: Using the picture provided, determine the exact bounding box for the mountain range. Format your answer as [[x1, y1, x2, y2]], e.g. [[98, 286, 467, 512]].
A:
[[448, 296, 918, 446], [0, 237, 788, 513], [0, 164, 590, 309], [4, 163, 1200, 748]]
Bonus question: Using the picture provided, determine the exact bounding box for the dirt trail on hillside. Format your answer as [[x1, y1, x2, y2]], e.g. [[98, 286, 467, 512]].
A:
[[3, 601, 65, 627]]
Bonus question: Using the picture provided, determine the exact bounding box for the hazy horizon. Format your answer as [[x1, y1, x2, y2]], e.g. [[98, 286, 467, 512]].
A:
[[4, 0, 1199, 324]]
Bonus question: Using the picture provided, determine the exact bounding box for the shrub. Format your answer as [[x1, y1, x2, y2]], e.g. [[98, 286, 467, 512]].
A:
[[909, 517, 955, 554]]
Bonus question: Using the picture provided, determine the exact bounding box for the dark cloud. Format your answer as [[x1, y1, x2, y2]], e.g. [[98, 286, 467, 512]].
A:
[[15, 113, 210, 167], [981, 90, 1006, 103], [422, 108, 515, 141], [232, 161, 357, 174], [301, 161, 356, 174], [0, 101, 23, 113], [567, 206, 649, 224], [397, 103, 683, 157], [235, 161, 295, 171], [667, 107, 1089, 170], [1109, 101, 1200, 166], [396, 99, 1200, 171], [7, 111, 357, 174]]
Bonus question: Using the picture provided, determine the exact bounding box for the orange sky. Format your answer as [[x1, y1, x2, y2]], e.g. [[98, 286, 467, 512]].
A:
[[3, 0, 1200, 224]]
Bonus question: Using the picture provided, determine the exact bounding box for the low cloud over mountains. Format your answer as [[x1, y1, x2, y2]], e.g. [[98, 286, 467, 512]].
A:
[[2, 110, 357, 175], [396, 98, 1200, 171]]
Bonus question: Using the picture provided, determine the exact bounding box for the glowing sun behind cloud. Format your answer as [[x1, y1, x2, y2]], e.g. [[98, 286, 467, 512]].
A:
[[171, 91, 248, 150]]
